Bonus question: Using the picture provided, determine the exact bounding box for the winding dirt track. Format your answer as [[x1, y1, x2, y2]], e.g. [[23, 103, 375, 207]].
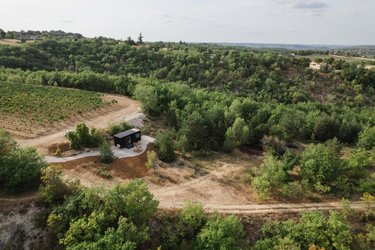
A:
[[158, 201, 373, 214], [15, 94, 141, 151], [0, 194, 372, 215]]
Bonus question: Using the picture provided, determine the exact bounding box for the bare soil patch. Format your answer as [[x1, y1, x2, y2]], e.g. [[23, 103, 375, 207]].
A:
[[53, 144, 153, 188]]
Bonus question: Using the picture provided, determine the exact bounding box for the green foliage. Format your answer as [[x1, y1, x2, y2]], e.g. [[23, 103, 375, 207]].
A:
[[39, 166, 79, 204], [155, 130, 176, 162], [358, 126, 375, 150], [99, 140, 114, 164], [181, 202, 206, 237], [223, 117, 249, 152], [145, 150, 156, 170], [252, 155, 288, 199], [196, 213, 245, 250], [67, 123, 105, 149], [300, 143, 344, 193], [313, 115, 340, 142], [46, 179, 158, 249], [0, 128, 17, 157], [0, 147, 47, 193], [108, 122, 131, 136], [256, 211, 353, 250]]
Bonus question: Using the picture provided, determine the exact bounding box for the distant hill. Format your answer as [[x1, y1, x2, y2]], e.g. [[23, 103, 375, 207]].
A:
[[218, 42, 353, 51]]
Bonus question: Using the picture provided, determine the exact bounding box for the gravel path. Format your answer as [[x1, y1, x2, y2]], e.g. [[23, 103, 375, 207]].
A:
[[45, 135, 155, 163]]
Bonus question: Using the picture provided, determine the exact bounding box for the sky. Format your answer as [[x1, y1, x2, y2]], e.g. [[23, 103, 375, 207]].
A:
[[1, 0, 374, 45]]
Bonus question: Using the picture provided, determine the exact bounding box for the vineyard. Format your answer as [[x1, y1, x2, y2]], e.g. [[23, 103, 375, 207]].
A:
[[0, 83, 107, 138]]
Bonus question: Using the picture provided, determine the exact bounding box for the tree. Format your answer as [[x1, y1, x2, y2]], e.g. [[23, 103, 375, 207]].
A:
[[181, 112, 208, 151], [104, 179, 159, 225], [134, 84, 159, 115], [357, 126, 375, 150], [180, 202, 206, 237], [0, 28, 5, 39], [223, 117, 249, 152], [0, 128, 17, 157], [0, 147, 47, 193], [313, 115, 340, 142], [39, 166, 79, 204], [137, 33, 144, 45], [155, 131, 175, 162], [99, 141, 114, 164], [252, 155, 288, 199], [300, 143, 343, 193], [196, 213, 245, 250]]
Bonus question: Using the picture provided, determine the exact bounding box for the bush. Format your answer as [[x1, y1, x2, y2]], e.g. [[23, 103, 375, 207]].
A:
[[0, 128, 17, 156], [313, 116, 340, 142], [108, 122, 132, 136], [39, 166, 79, 204], [300, 143, 344, 193], [180, 202, 206, 237], [145, 150, 156, 170], [155, 131, 175, 162], [252, 155, 288, 199], [99, 140, 114, 164], [196, 213, 245, 250], [357, 126, 375, 150], [0, 147, 47, 193], [67, 123, 105, 149]]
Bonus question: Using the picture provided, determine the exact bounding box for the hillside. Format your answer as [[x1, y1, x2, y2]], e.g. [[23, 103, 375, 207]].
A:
[[0, 34, 374, 249]]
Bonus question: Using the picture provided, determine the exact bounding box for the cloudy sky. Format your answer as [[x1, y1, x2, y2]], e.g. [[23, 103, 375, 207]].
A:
[[1, 0, 374, 45]]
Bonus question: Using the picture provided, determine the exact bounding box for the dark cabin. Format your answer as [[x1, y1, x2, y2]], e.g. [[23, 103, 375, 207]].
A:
[[113, 128, 141, 149]]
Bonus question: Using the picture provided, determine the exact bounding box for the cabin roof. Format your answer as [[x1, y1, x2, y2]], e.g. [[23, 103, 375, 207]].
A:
[[114, 128, 140, 139]]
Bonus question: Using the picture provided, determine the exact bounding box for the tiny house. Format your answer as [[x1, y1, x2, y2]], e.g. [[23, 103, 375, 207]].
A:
[[113, 128, 141, 149]]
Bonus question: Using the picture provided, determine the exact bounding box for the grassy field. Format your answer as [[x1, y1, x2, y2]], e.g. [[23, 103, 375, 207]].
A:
[[0, 83, 104, 125]]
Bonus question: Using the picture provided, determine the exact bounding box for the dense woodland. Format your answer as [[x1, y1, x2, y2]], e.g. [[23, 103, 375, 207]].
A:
[[0, 34, 375, 249]]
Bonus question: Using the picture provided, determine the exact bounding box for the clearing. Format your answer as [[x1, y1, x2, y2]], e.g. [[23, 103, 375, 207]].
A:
[[13, 93, 141, 153]]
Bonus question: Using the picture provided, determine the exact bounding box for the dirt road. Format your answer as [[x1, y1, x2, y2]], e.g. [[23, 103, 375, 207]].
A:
[[158, 201, 373, 214], [0, 194, 372, 215], [16, 94, 141, 152]]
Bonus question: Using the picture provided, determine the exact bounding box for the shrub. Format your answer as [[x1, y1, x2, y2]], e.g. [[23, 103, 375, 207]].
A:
[[0, 128, 17, 157], [180, 202, 206, 237], [39, 166, 79, 204], [196, 213, 245, 250], [300, 143, 344, 193], [313, 116, 340, 142], [357, 126, 375, 150], [0, 147, 47, 193], [99, 140, 114, 164], [252, 155, 288, 199], [108, 122, 132, 136], [155, 131, 175, 162], [145, 150, 156, 170]]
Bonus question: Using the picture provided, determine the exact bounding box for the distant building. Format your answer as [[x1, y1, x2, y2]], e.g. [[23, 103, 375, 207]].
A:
[[113, 129, 141, 149]]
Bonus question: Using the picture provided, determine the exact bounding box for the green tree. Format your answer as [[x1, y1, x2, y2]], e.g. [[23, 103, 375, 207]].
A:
[[196, 213, 245, 250], [0, 128, 17, 157], [300, 143, 343, 193], [39, 166, 79, 204], [313, 115, 340, 142], [252, 155, 288, 199], [223, 117, 249, 153], [357, 126, 375, 150], [99, 140, 114, 164], [181, 202, 206, 237], [0, 147, 47, 193], [134, 84, 159, 115], [104, 179, 159, 225], [155, 131, 175, 162]]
